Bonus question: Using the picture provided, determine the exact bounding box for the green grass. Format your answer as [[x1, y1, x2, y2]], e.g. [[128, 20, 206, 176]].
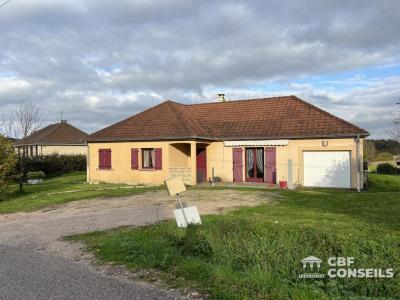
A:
[[0, 172, 160, 214], [367, 173, 400, 192], [69, 174, 400, 300]]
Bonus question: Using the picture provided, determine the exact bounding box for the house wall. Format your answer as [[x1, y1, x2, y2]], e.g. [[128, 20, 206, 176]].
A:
[[88, 138, 363, 188], [17, 145, 87, 156], [88, 141, 196, 185], [40, 145, 87, 156], [169, 143, 190, 168], [206, 138, 363, 189], [206, 142, 234, 182], [168, 143, 192, 184], [275, 138, 363, 189]]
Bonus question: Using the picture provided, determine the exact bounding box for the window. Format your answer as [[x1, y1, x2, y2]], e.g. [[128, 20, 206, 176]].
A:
[[99, 149, 112, 169], [142, 148, 155, 169], [245, 148, 264, 182]]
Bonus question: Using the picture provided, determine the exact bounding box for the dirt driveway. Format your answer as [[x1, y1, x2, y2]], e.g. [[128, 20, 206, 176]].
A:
[[0, 189, 275, 257]]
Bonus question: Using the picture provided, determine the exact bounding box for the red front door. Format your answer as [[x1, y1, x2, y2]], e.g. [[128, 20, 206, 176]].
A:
[[196, 148, 207, 183]]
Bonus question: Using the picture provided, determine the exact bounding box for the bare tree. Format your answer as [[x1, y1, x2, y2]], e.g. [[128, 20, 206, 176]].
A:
[[0, 101, 44, 191], [0, 113, 16, 138], [15, 101, 43, 138], [388, 101, 400, 143], [0, 101, 43, 138]]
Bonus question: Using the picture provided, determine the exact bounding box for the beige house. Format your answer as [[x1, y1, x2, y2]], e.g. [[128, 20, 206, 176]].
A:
[[15, 121, 88, 156], [86, 96, 369, 189]]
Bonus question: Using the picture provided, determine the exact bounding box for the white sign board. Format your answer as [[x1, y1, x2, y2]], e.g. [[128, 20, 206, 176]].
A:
[[164, 177, 186, 196], [173, 206, 202, 228]]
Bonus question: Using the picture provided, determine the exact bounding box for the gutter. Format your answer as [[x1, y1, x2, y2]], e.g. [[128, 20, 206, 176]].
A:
[[85, 133, 369, 143], [14, 143, 87, 147], [355, 135, 361, 192]]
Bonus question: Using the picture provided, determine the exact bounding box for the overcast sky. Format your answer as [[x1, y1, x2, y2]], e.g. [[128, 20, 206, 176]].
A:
[[1, 0, 399, 138]]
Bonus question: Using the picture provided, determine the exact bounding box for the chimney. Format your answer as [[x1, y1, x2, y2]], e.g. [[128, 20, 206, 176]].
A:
[[217, 93, 225, 102]]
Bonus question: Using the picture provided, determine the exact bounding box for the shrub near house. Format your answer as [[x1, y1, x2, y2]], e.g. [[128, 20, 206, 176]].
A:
[[22, 154, 86, 177], [0, 135, 17, 200], [376, 163, 399, 174]]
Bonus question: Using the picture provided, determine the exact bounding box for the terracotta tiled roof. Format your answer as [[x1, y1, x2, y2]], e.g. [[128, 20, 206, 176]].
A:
[[87, 96, 369, 142], [15, 122, 88, 146]]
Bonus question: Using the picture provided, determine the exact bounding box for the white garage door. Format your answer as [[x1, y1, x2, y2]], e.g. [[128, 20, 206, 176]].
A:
[[303, 151, 351, 188]]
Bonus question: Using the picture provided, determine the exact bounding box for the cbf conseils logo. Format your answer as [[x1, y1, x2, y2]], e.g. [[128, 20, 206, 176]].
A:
[[299, 256, 325, 278], [299, 256, 394, 279]]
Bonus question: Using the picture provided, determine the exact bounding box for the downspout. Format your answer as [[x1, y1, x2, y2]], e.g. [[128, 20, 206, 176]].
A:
[[355, 135, 361, 192], [86, 142, 90, 183]]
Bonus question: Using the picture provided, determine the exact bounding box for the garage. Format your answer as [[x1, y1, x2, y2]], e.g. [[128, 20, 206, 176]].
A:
[[303, 151, 351, 188]]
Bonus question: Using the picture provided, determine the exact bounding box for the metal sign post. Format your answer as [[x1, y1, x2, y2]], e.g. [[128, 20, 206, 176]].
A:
[[165, 177, 202, 228], [176, 193, 188, 226]]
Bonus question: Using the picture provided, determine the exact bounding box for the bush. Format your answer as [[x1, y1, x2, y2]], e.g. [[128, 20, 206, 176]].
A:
[[26, 171, 45, 180], [376, 163, 399, 175], [20, 154, 86, 177], [0, 181, 10, 201], [0, 135, 17, 201]]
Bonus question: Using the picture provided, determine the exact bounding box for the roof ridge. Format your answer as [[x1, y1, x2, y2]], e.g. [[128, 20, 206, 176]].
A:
[[166, 101, 204, 137], [184, 95, 295, 106], [41, 123, 63, 141], [291, 95, 369, 135], [61, 122, 88, 136]]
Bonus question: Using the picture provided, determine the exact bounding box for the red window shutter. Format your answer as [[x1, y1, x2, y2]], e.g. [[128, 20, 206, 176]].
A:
[[264, 147, 276, 184], [99, 149, 105, 168], [99, 149, 111, 169], [233, 148, 244, 182], [155, 148, 162, 170], [105, 149, 112, 169], [131, 148, 139, 169]]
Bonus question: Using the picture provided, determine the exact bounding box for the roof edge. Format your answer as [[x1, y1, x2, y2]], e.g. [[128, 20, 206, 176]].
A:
[[86, 132, 369, 143], [291, 95, 370, 135]]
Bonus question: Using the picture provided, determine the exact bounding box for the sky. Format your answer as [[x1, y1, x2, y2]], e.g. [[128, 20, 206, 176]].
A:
[[1, 0, 400, 139]]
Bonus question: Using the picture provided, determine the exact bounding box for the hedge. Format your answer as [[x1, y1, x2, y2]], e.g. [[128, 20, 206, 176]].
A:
[[376, 163, 399, 175], [19, 154, 86, 177]]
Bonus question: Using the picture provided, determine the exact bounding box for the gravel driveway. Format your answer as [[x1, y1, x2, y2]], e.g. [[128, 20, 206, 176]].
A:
[[0, 189, 274, 299]]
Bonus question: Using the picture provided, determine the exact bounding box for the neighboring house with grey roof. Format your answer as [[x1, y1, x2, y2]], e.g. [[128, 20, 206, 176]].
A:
[[86, 95, 369, 189], [14, 121, 88, 157]]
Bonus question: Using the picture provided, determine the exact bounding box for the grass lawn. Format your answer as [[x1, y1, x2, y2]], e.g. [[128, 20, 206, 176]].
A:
[[0, 172, 160, 214], [69, 174, 400, 300]]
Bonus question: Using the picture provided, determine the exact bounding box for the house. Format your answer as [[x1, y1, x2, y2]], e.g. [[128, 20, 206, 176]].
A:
[[15, 121, 88, 157], [86, 95, 369, 189]]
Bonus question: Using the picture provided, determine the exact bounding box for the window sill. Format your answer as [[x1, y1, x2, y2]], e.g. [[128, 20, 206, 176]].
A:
[[97, 168, 113, 171], [139, 168, 156, 171]]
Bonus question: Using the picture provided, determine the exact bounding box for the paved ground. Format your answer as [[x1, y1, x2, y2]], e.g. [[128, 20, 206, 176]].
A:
[[0, 189, 274, 300], [0, 244, 182, 300]]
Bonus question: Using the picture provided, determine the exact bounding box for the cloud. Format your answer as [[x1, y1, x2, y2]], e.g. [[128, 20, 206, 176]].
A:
[[0, 0, 399, 137]]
